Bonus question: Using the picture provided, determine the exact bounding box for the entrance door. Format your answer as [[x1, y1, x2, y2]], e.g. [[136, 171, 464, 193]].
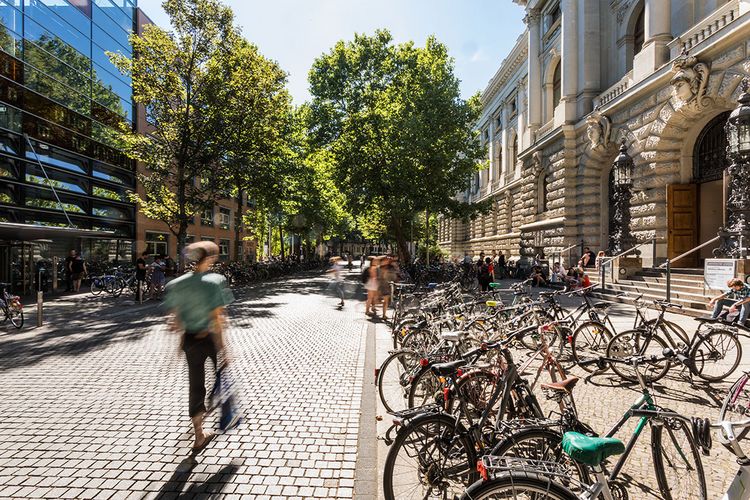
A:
[[667, 184, 698, 267]]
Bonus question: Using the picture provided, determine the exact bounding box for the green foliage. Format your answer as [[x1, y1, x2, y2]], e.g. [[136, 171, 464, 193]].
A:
[[308, 30, 487, 260]]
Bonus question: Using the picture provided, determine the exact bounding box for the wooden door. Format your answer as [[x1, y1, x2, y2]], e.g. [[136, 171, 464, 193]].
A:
[[667, 184, 698, 268]]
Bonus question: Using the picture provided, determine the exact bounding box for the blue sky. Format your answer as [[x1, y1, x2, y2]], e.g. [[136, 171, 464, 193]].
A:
[[138, 0, 527, 104]]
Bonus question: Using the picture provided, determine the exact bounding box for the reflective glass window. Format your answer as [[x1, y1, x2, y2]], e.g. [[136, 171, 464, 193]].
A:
[[92, 203, 130, 219], [92, 161, 132, 185], [23, 88, 91, 134], [92, 6, 130, 52], [0, 129, 20, 153], [24, 41, 91, 89], [24, 21, 91, 73], [25, 138, 87, 173], [25, 187, 87, 213], [24, 64, 91, 116], [24, 7, 90, 58], [0, 26, 22, 59], [25, 164, 88, 194], [91, 41, 129, 86], [91, 95, 131, 124], [36, 0, 91, 36], [91, 121, 125, 150], [92, 183, 127, 201], [0, 154, 19, 178], [0, 2, 22, 37], [93, 62, 131, 102], [92, 0, 131, 34], [89, 140, 128, 169], [0, 103, 21, 132], [0, 76, 23, 106]]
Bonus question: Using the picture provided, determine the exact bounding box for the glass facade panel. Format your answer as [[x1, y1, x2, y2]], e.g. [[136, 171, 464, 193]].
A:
[[24, 64, 91, 115], [25, 138, 87, 173], [25, 163, 89, 193], [92, 161, 131, 185], [93, 62, 131, 102], [24, 24, 91, 74], [24, 5, 90, 58], [0, 102, 22, 131], [92, 8, 129, 53], [37, 0, 91, 36], [92, 202, 130, 219], [92, 0, 131, 34], [25, 187, 87, 213], [0, 2, 22, 37]]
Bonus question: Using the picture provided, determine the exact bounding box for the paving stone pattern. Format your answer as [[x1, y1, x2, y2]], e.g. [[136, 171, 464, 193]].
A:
[[0, 272, 368, 499]]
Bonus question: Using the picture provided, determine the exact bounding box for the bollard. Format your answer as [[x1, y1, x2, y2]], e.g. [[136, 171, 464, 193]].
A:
[[37, 291, 43, 327], [52, 256, 58, 291]]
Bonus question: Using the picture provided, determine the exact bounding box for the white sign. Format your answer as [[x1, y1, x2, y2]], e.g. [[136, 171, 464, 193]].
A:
[[704, 259, 737, 290]]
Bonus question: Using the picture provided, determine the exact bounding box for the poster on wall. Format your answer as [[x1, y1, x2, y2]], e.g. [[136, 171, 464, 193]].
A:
[[704, 259, 737, 290]]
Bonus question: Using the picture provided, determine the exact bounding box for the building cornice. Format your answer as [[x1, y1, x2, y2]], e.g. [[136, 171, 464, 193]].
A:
[[481, 31, 529, 106]]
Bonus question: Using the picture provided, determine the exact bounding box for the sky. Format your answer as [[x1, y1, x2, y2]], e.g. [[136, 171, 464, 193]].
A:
[[137, 0, 527, 105]]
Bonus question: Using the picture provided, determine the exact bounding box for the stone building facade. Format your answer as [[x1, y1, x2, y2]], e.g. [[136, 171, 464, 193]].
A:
[[439, 0, 750, 269]]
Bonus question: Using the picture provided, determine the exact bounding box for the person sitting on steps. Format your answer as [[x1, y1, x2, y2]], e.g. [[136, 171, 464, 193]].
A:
[[709, 278, 750, 326]]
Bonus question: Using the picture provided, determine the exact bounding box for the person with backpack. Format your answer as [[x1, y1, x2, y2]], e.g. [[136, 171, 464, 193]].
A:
[[478, 257, 493, 292]]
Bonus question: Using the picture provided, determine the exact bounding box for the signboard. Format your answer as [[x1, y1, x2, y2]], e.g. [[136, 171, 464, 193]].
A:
[[704, 259, 737, 290]]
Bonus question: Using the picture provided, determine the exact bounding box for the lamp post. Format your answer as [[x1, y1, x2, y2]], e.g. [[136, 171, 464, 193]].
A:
[[719, 78, 750, 258], [608, 139, 636, 255]]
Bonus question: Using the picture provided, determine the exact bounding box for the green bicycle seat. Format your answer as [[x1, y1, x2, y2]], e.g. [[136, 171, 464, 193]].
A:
[[489, 282, 501, 288], [561, 432, 625, 466]]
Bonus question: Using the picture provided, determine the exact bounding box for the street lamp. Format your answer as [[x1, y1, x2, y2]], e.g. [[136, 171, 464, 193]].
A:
[[718, 78, 750, 258], [608, 139, 636, 254]]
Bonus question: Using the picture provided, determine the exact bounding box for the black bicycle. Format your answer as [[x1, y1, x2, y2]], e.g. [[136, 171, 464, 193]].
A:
[[0, 283, 23, 329]]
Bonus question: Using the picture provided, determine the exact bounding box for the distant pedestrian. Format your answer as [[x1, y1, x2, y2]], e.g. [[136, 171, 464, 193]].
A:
[[497, 253, 506, 279], [709, 278, 750, 325], [135, 250, 148, 302], [379, 256, 397, 320], [164, 241, 235, 451], [328, 256, 345, 308], [478, 257, 493, 291], [365, 256, 380, 317], [580, 247, 597, 269], [150, 255, 166, 299], [70, 251, 86, 292], [64, 249, 76, 292], [165, 255, 176, 277]]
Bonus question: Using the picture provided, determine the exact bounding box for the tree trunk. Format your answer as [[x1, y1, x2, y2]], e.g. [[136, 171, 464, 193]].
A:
[[235, 191, 243, 261], [391, 216, 411, 263], [279, 226, 285, 259], [425, 208, 429, 265], [177, 221, 188, 273]]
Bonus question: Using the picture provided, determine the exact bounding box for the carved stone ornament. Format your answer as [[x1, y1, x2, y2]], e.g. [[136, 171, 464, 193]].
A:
[[610, 0, 632, 25], [670, 50, 711, 111], [531, 150, 544, 177], [523, 8, 540, 25], [585, 108, 612, 150]]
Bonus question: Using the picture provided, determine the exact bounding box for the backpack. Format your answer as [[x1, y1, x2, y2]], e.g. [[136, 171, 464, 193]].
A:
[[361, 265, 370, 284], [479, 263, 490, 280]]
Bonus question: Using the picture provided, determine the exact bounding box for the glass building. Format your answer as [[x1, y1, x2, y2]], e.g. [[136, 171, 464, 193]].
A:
[[0, 0, 137, 292]]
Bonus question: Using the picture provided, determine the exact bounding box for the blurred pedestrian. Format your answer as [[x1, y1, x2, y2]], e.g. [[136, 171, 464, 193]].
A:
[[379, 256, 396, 320], [328, 256, 345, 308], [64, 249, 75, 292], [365, 256, 380, 317], [70, 251, 86, 292], [478, 257, 493, 291], [149, 255, 166, 299], [164, 241, 235, 451], [135, 250, 148, 303]]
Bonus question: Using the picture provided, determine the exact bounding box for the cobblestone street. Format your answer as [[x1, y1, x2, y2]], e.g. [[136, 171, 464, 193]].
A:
[[0, 270, 371, 500]]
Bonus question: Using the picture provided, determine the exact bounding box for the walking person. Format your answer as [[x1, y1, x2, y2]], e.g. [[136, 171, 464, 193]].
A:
[[478, 257, 493, 292], [709, 278, 750, 325], [70, 251, 86, 292], [135, 250, 147, 303], [365, 256, 380, 317], [64, 249, 75, 292], [149, 255, 166, 300], [164, 241, 235, 451], [379, 256, 396, 320], [496, 252, 506, 279], [328, 256, 345, 308]]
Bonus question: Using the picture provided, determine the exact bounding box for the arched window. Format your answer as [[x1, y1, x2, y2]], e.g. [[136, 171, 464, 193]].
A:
[[512, 136, 518, 166], [633, 6, 645, 56], [537, 171, 549, 214], [552, 63, 562, 110]]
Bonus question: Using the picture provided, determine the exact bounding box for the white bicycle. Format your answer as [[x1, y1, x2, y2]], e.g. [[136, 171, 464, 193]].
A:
[[692, 417, 750, 500]]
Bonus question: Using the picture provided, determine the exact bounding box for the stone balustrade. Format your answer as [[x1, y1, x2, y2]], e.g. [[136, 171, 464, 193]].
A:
[[668, 0, 741, 58], [593, 71, 633, 108]]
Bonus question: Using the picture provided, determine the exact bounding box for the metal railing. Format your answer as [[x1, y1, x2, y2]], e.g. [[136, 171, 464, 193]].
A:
[[598, 238, 657, 292], [550, 240, 584, 269], [658, 235, 720, 302]]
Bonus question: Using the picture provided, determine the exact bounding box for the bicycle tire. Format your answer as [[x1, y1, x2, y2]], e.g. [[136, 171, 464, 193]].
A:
[[657, 320, 691, 348], [9, 305, 23, 329], [445, 369, 498, 424], [111, 277, 126, 298], [90, 278, 104, 295], [606, 329, 671, 383], [401, 327, 440, 353], [519, 320, 558, 352], [652, 412, 707, 500], [408, 366, 443, 409], [383, 413, 476, 500], [460, 471, 578, 500], [571, 321, 613, 373], [377, 350, 421, 414], [690, 329, 742, 382], [719, 373, 750, 440], [489, 427, 589, 490]]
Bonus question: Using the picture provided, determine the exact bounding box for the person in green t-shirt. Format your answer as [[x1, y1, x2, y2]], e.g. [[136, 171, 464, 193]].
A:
[[164, 241, 234, 451]]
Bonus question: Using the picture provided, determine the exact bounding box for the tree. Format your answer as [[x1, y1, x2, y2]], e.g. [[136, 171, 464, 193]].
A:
[[109, 0, 238, 269], [213, 37, 293, 261], [308, 30, 490, 262]]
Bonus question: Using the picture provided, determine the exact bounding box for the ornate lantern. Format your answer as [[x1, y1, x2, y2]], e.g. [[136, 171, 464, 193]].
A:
[[612, 139, 634, 186], [726, 79, 750, 157]]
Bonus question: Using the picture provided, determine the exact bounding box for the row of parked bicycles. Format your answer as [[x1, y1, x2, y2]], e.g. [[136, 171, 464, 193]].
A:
[[377, 279, 750, 499]]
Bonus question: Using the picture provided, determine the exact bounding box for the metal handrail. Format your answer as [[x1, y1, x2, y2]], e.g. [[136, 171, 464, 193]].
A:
[[598, 238, 656, 292], [658, 235, 720, 302]]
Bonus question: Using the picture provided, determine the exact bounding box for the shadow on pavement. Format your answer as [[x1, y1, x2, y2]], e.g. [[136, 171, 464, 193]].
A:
[[155, 458, 239, 499]]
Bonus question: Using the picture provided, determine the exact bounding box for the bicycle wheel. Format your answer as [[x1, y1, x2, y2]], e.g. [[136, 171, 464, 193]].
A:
[[445, 369, 498, 424], [652, 412, 707, 500], [489, 428, 589, 492], [571, 321, 613, 373], [690, 329, 742, 382], [9, 303, 23, 329], [606, 330, 671, 383], [111, 277, 126, 298], [90, 278, 104, 295], [658, 320, 691, 349], [720, 373, 750, 440], [408, 366, 444, 409], [377, 350, 421, 414], [518, 323, 558, 352], [401, 328, 440, 353], [383, 413, 476, 500], [460, 472, 578, 500]]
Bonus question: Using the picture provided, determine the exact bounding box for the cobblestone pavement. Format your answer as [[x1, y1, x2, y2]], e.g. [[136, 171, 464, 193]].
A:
[[375, 295, 750, 499], [0, 269, 370, 499]]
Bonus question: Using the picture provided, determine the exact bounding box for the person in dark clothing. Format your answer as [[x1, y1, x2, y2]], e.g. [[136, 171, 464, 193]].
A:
[[580, 247, 597, 268], [70, 251, 86, 292], [497, 253, 506, 279], [135, 250, 148, 302], [64, 249, 76, 292], [478, 257, 493, 292]]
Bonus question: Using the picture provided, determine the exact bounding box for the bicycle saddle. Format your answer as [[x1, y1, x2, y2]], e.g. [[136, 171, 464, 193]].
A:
[[541, 376, 580, 393], [562, 432, 625, 466], [440, 330, 465, 342], [654, 300, 683, 309], [592, 302, 612, 310], [430, 359, 466, 376]]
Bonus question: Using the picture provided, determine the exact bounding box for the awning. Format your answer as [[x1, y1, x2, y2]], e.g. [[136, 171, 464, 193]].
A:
[[0, 222, 120, 242]]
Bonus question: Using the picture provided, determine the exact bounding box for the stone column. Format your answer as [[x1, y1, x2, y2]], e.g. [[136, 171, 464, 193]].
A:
[[578, 0, 600, 116], [488, 119, 495, 183], [500, 105, 509, 184], [561, 0, 579, 122], [634, 0, 671, 80], [526, 10, 542, 136]]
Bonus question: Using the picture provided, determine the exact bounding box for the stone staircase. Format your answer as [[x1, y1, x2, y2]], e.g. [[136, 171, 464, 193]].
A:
[[593, 268, 720, 316]]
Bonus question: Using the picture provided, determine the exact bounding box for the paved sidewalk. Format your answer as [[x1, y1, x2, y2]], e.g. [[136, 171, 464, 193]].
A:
[[0, 270, 369, 499]]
